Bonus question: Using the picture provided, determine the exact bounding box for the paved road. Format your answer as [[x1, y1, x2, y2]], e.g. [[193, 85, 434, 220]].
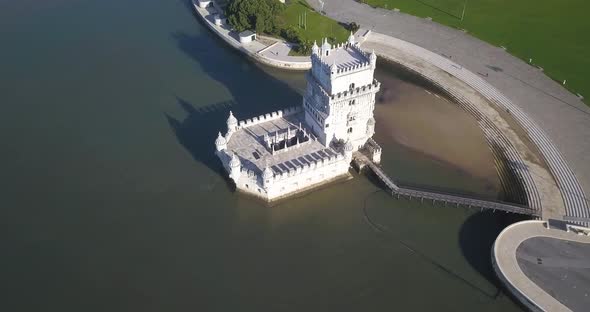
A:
[[494, 220, 590, 311], [309, 0, 590, 202], [517, 236, 590, 312]]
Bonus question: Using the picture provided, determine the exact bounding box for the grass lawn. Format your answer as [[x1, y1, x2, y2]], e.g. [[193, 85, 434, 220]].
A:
[[279, 0, 350, 45], [361, 0, 589, 104]]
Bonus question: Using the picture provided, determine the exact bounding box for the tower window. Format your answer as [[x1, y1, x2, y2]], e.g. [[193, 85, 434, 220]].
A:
[[325, 123, 329, 128], [347, 127, 353, 133]]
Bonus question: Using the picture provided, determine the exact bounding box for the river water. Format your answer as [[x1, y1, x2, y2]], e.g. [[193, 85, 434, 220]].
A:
[[1, 0, 526, 311]]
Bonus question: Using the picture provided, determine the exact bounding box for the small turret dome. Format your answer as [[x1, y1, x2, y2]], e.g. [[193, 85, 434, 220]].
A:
[[330, 61, 337, 73], [262, 167, 273, 179], [215, 132, 226, 145], [367, 117, 375, 126], [230, 153, 240, 168], [344, 139, 354, 152], [347, 31, 355, 44], [227, 111, 237, 126], [312, 41, 319, 55], [215, 132, 227, 151]]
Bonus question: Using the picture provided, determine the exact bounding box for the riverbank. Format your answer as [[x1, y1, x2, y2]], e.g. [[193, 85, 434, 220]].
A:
[[192, 0, 311, 70]]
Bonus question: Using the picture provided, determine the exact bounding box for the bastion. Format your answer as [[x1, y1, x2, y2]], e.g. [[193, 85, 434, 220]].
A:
[[214, 34, 382, 201]]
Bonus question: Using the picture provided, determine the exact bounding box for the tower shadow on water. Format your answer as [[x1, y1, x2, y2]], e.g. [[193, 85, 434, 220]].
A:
[[166, 31, 302, 174], [458, 211, 529, 300]]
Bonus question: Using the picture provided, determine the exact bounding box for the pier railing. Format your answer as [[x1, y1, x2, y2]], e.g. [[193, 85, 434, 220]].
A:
[[353, 152, 540, 217]]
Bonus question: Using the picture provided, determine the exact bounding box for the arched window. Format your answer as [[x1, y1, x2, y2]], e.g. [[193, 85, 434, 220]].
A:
[[347, 127, 353, 133], [349, 83, 355, 90]]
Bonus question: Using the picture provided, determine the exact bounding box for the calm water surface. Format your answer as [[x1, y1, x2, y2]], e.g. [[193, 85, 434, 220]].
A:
[[1, 0, 525, 311]]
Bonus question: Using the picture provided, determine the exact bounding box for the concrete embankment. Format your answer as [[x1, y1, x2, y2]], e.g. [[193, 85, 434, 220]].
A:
[[191, 1, 311, 70], [493, 220, 590, 311]]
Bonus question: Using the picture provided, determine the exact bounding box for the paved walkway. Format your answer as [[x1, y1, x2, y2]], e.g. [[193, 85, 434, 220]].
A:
[[309, 0, 590, 214], [192, 0, 311, 70], [493, 220, 590, 311]]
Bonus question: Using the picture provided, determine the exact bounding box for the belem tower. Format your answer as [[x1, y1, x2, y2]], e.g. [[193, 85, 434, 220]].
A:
[[215, 34, 382, 201]]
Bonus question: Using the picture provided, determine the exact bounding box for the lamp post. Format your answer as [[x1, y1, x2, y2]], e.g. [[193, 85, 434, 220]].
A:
[[461, 0, 468, 21]]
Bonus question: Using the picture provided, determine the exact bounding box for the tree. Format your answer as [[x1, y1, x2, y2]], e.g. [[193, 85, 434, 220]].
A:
[[348, 22, 360, 33], [297, 40, 312, 55], [280, 26, 300, 43], [225, 0, 284, 34]]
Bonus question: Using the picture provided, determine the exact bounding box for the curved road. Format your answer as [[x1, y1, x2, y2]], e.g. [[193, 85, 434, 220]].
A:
[[493, 220, 590, 311], [309, 0, 590, 218]]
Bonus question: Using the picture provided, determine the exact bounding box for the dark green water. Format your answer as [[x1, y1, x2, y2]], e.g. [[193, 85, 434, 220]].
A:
[[1, 0, 525, 311]]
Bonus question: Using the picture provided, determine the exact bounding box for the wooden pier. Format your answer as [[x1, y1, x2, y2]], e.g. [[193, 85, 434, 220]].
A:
[[353, 152, 540, 217]]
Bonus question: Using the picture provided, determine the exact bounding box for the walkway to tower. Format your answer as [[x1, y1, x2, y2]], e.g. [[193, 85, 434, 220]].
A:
[[352, 152, 540, 217]]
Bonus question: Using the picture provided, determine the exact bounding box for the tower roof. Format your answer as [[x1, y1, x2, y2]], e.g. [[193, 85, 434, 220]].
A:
[[319, 44, 370, 70], [321, 38, 332, 51], [312, 40, 319, 54], [263, 166, 273, 179], [215, 132, 226, 146], [230, 152, 241, 167], [344, 139, 354, 152], [227, 111, 237, 126]]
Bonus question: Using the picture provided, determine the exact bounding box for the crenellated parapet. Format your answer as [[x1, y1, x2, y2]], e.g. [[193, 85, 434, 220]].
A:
[[262, 150, 346, 185], [237, 106, 302, 129], [329, 79, 380, 102]]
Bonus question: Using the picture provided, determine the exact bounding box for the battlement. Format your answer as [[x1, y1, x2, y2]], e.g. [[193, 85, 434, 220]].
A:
[[237, 106, 302, 129], [311, 41, 374, 76], [257, 150, 346, 183], [330, 79, 380, 101], [232, 147, 347, 186]]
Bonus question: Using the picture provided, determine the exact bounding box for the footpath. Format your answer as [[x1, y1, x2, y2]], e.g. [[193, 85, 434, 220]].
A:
[[192, 0, 311, 70]]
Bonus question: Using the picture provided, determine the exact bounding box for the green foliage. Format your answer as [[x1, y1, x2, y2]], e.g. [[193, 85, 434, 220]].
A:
[[225, 0, 284, 34], [296, 40, 313, 55], [280, 26, 300, 43], [279, 0, 349, 46], [348, 22, 360, 33]]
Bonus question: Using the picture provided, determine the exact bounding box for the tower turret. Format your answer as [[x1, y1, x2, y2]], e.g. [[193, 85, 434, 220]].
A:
[[215, 132, 227, 151], [227, 111, 238, 134], [347, 31, 355, 45], [321, 38, 332, 57], [344, 139, 354, 160], [369, 50, 377, 68], [366, 117, 375, 137], [262, 166, 273, 188], [229, 152, 241, 182], [312, 40, 319, 55]]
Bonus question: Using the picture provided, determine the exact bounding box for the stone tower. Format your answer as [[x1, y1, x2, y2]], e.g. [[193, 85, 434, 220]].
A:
[[304, 35, 380, 150]]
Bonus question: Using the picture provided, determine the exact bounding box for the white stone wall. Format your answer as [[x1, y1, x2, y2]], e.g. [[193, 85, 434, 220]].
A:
[[306, 47, 380, 149], [225, 153, 351, 201], [264, 156, 350, 200], [329, 68, 375, 94]]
